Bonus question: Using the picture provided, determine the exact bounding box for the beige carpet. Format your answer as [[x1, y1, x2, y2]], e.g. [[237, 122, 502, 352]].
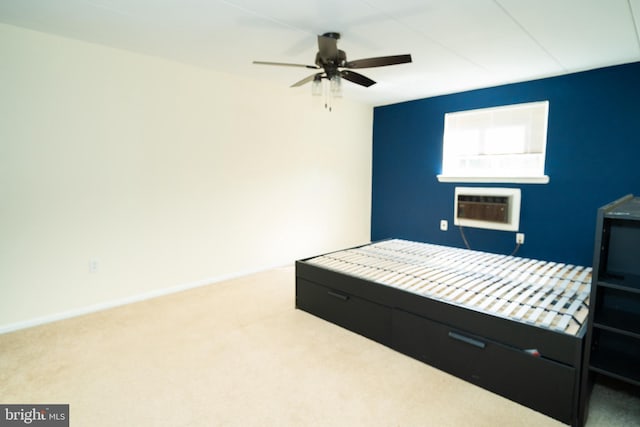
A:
[[1, 266, 638, 426]]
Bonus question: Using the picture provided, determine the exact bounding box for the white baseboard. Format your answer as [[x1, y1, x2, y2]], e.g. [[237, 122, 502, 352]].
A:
[[0, 263, 290, 335]]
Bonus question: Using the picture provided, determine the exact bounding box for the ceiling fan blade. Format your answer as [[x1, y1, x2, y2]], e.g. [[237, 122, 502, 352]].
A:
[[340, 70, 376, 88], [253, 61, 319, 69], [291, 73, 323, 88], [344, 54, 412, 69], [317, 34, 339, 60]]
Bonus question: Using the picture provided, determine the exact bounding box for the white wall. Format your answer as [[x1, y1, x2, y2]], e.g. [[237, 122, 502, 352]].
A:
[[0, 24, 373, 331]]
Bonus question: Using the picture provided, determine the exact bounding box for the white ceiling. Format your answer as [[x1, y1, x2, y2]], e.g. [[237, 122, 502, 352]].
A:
[[1, 0, 639, 106]]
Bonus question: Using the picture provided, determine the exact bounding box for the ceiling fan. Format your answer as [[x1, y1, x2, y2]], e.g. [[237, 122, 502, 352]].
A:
[[253, 32, 412, 89]]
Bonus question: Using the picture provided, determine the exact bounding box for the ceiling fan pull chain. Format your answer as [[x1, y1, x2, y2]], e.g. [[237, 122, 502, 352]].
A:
[[324, 79, 329, 110]]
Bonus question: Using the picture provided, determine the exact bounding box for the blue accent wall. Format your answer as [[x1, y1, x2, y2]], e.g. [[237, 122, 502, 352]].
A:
[[372, 62, 640, 266]]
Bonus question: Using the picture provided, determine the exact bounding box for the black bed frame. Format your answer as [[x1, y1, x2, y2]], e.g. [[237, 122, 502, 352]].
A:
[[295, 243, 587, 426]]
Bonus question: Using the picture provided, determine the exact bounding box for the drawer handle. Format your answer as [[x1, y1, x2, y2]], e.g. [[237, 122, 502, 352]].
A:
[[448, 331, 486, 349], [327, 290, 349, 301]]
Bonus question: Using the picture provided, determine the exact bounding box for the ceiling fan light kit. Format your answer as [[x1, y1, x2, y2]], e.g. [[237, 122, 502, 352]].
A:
[[330, 74, 342, 98], [254, 32, 412, 110], [311, 76, 323, 96]]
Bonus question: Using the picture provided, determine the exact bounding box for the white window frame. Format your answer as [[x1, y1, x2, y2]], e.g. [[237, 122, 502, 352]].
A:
[[437, 101, 550, 184]]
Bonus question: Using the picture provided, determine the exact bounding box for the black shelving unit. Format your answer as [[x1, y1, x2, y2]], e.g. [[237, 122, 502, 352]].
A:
[[582, 195, 640, 420]]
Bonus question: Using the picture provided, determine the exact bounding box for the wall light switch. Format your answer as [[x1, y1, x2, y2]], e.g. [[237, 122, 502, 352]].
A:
[[440, 220, 448, 231]]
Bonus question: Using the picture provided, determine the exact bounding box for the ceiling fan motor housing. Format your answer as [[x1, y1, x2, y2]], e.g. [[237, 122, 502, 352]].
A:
[[316, 50, 347, 76]]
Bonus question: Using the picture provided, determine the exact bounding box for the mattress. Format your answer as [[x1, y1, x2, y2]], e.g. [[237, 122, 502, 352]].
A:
[[305, 239, 591, 337]]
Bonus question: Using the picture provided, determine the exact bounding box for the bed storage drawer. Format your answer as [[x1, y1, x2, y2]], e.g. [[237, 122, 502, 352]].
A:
[[296, 278, 392, 345], [392, 309, 576, 424], [296, 239, 589, 426]]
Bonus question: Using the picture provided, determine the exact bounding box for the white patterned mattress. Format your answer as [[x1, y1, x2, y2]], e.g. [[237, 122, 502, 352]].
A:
[[306, 239, 591, 336]]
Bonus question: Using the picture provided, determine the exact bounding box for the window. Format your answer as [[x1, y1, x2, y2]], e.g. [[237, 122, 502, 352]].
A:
[[437, 101, 550, 184]]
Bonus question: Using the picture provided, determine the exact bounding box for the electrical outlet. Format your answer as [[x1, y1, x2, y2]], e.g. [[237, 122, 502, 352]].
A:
[[89, 258, 99, 273], [440, 220, 448, 231], [516, 233, 525, 245]]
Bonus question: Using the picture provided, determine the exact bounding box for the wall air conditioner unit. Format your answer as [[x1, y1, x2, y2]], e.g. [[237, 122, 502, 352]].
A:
[[454, 187, 521, 232]]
